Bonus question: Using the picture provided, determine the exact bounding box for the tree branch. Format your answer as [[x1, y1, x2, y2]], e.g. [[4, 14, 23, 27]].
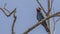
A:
[[23, 12, 60, 34], [12, 8, 17, 34], [47, 0, 51, 14], [47, 0, 51, 34], [3, 3, 10, 13], [0, 8, 16, 17]]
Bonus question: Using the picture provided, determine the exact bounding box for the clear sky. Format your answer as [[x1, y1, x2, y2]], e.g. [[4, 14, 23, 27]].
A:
[[0, 0, 60, 34]]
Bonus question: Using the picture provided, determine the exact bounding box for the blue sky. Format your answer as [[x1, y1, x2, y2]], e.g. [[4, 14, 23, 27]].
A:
[[0, 0, 60, 34]]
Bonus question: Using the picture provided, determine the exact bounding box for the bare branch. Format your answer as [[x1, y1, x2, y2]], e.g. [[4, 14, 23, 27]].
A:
[[4, 8, 10, 13], [0, 8, 8, 16], [47, 0, 51, 34], [0, 8, 16, 17], [51, 0, 54, 9], [52, 17, 56, 34], [51, 7, 56, 34], [4, 3, 10, 13], [12, 8, 17, 34], [23, 12, 60, 34], [47, 0, 51, 15]]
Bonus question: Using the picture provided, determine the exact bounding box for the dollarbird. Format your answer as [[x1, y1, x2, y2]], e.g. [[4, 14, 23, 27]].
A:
[[36, 7, 50, 32]]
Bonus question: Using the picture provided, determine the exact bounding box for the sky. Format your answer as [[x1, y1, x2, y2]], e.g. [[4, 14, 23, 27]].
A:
[[0, 0, 60, 34]]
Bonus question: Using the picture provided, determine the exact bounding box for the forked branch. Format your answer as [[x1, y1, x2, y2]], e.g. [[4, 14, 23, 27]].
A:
[[0, 8, 16, 17], [23, 12, 60, 34], [0, 7, 17, 34]]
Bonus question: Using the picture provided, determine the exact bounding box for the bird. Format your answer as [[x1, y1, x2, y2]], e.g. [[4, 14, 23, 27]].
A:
[[36, 7, 50, 32]]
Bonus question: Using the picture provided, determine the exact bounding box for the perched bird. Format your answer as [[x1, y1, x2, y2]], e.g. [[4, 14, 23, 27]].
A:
[[36, 7, 50, 32]]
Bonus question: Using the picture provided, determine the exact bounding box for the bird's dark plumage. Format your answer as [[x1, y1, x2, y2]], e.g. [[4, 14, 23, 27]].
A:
[[36, 7, 50, 32]]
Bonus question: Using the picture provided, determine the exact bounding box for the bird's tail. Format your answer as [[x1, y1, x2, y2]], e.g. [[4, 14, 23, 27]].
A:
[[42, 22, 50, 32]]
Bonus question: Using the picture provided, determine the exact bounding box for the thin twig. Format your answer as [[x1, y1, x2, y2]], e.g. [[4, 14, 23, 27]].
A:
[[51, 10, 56, 34], [4, 8, 10, 13], [4, 3, 10, 13], [51, 0, 54, 9], [56, 18, 60, 22], [53, 17, 56, 34], [23, 12, 60, 34], [51, 6, 56, 34]]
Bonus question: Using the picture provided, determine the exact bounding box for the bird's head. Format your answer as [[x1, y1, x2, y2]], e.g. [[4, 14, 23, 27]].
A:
[[36, 7, 42, 12]]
